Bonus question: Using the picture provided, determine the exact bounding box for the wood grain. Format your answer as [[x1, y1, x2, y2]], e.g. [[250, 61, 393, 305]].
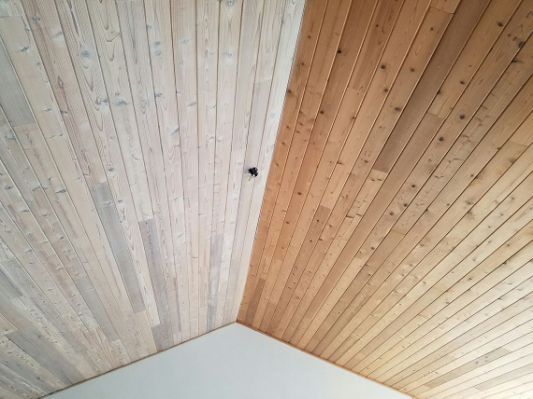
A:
[[0, 0, 304, 396], [240, 0, 533, 398]]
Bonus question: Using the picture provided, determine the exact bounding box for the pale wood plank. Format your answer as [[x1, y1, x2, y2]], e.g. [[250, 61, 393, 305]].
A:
[[171, 0, 200, 337], [211, 0, 243, 328]]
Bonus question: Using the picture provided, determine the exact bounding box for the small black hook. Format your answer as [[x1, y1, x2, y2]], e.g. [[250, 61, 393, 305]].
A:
[[248, 167, 258, 177]]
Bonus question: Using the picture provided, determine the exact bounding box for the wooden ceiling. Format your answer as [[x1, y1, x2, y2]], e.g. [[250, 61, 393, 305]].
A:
[[0, 0, 304, 397], [240, 0, 533, 398], [1, 0, 532, 397]]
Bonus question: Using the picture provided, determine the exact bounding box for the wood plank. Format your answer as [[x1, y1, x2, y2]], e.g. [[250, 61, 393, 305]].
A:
[[196, 0, 219, 334], [210, 0, 243, 329], [171, 0, 200, 337]]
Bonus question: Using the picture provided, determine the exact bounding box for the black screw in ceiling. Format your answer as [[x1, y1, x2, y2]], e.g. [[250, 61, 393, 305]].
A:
[[248, 167, 259, 177]]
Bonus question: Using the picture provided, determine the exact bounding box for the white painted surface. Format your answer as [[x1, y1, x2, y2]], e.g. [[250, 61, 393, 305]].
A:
[[47, 324, 411, 399]]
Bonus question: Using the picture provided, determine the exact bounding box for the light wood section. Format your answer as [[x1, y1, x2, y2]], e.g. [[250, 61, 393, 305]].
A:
[[240, 0, 533, 398], [0, 0, 304, 397]]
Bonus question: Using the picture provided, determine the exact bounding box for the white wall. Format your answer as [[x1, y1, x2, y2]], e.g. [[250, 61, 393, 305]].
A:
[[48, 324, 410, 399]]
